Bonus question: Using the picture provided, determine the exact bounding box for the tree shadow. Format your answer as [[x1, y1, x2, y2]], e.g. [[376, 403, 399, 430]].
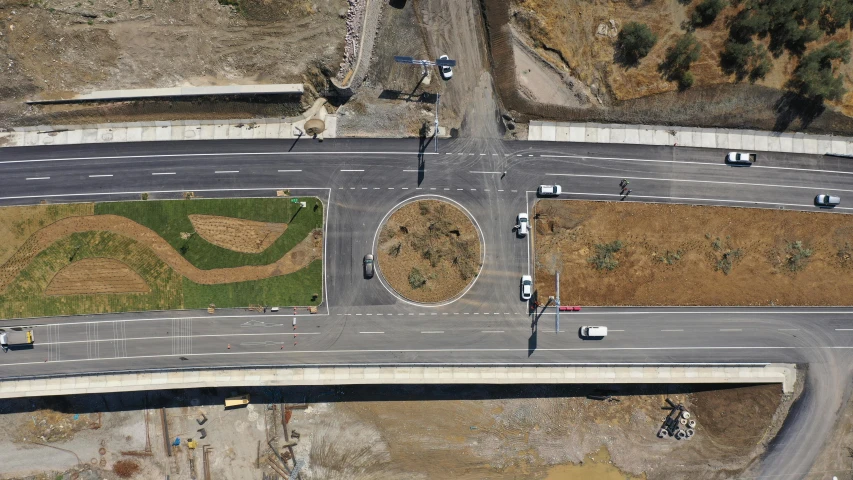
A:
[[773, 92, 825, 132]]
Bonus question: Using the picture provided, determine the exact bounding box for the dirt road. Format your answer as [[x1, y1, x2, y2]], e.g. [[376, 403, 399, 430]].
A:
[[416, 0, 501, 141]]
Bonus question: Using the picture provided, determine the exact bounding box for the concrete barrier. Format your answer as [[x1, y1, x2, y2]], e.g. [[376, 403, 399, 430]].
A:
[[0, 363, 796, 399], [27, 84, 304, 104]]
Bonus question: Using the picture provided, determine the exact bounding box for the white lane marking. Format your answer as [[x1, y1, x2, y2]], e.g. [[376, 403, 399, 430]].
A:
[[88, 174, 113, 178], [278, 169, 302, 172], [402, 187, 409, 190], [549, 191, 853, 211], [421, 331, 444, 334], [26, 177, 50, 180], [151, 172, 176, 175], [214, 170, 238, 174], [479, 153, 486, 156], [457, 188, 463, 191], [481, 330, 505, 333], [779, 329, 800, 331], [39, 331, 322, 345], [402, 169, 421, 172], [720, 328, 743, 332], [544, 172, 853, 194], [340, 169, 364, 172], [470, 171, 502, 174], [661, 329, 684, 332], [610, 329, 625, 332], [835, 329, 853, 331], [540, 153, 853, 177], [359, 331, 385, 334], [0, 151, 440, 166]]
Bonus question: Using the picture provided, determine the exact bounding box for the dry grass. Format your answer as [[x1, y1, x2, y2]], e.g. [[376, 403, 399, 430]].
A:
[[188, 214, 287, 254], [113, 459, 140, 478], [534, 200, 853, 306], [377, 200, 481, 303], [0, 203, 93, 266], [511, 0, 853, 114], [45, 258, 150, 295]]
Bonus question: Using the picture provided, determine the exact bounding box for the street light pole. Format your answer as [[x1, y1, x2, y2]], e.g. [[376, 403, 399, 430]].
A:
[[434, 94, 440, 153]]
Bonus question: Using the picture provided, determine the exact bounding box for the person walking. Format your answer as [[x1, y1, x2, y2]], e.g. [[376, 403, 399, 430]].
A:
[[620, 179, 629, 188]]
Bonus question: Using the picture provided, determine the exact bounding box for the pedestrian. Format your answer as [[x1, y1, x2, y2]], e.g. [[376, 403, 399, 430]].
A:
[[625, 189, 632, 196], [620, 179, 627, 188], [501, 171, 507, 179], [621, 186, 627, 194]]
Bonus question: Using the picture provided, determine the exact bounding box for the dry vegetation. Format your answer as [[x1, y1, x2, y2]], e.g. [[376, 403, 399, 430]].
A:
[[45, 258, 150, 295], [189, 214, 288, 254], [534, 200, 853, 305], [510, 0, 853, 121], [377, 200, 482, 303], [0, 203, 93, 266]]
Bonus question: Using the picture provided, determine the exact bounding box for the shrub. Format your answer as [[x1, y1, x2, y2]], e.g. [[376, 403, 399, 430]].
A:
[[785, 240, 813, 271], [787, 40, 851, 101], [819, 0, 853, 34], [617, 22, 658, 66], [691, 0, 727, 27], [659, 34, 702, 89], [658, 250, 683, 265], [588, 240, 624, 271], [408, 267, 426, 289], [721, 40, 772, 82], [140, 192, 149, 201]]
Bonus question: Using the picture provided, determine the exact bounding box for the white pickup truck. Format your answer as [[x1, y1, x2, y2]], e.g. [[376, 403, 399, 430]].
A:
[[726, 152, 757, 164]]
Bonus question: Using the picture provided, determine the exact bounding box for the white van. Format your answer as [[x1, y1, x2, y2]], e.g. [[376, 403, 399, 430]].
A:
[[580, 326, 607, 338]]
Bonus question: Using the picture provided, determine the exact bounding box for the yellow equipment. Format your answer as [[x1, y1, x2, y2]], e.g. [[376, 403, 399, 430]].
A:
[[225, 394, 250, 407]]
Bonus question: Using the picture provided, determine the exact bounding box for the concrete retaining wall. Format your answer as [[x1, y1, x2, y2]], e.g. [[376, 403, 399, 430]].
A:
[[528, 121, 853, 156], [0, 363, 796, 399], [28, 84, 304, 104]]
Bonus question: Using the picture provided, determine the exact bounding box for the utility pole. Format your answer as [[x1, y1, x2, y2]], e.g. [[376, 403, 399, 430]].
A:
[[555, 272, 560, 334], [434, 94, 440, 153]]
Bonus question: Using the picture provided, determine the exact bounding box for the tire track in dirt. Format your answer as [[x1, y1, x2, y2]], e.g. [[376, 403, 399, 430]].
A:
[[0, 215, 322, 292]]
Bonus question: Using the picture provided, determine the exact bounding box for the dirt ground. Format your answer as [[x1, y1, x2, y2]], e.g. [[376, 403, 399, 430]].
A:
[[806, 389, 853, 479], [0, 0, 347, 127], [534, 200, 853, 306], [188, 214, 287, 254], [377, 199, 482, 303], [45, 258, 150, 295], [508, 0, 853, 131], [0, 215, 322, 291], [0, 383, 790, 480], [512, 28, 593, 109]]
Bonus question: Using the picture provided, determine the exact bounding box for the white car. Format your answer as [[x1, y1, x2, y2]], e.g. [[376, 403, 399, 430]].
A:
[[538, 185, 562, 196], [438, 55, 453, 80], [516, 213, 529, 236], [520, 275, 533, 300], [580, 326, 608, 338]]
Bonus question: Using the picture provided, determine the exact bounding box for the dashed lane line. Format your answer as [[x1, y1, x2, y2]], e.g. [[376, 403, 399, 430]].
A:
[[341, 169, 365, 172], [89, 174, 113, 178], [278, 169, 302, 172], [26, 177, 50, 180], [359, 331, 385, 334], [661, 329, 684, 332], [151, 172, 176, 175], [214, 170, 238, 174], [421, 331, 445, 334]]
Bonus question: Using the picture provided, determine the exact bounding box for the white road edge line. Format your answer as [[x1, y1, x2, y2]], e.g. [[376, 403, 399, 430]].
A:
[[0, 151, 440, 166]]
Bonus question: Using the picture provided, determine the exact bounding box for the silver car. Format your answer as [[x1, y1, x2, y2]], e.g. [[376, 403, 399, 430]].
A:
[[815, 194, 840, 207], [363, 254, 374, 278]]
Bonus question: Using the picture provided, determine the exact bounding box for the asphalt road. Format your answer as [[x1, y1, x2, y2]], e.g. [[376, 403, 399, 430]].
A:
[[0, 137, 851, 478]]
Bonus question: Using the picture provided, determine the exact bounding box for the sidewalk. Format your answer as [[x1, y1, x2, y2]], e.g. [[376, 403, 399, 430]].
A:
[[528, 121, 853, 156]]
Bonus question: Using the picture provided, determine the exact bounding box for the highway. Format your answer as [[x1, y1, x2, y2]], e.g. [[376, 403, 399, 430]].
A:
[[0, 137, 851, 478]]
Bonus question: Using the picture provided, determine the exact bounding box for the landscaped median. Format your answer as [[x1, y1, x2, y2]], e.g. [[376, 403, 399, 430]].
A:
[[534, 200, 853, 306], [0, 197, 323, 318]]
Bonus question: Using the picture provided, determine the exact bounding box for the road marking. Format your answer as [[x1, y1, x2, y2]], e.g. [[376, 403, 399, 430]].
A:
[[402, 187, 409, 190], [470, 171, 502, 174], [610, 329, 625, 332], [546, 191, 853, 210], [457, 188, 464, 191], [720, 328, 743, 332], [444, 188, 450, 190], [340, 169, 364, 172], [779, 328, 800, 331], [402, 169, 422, 172], [479, 153, 486, 156], [374, 187, 380, 190], [481, 330, 505, 333], [214, 170, 238, 174], [26, 177, 50, 180], [540, 153, 853, 177], [277, 169, 302, 172], [40, 331, 323, 345], [661, 329, 684, 332], [544, 172, 853, 194], [421, 331, 444, 334], [152, 172, 176, 175], [88, 174, 113, 178], [0, 151, 440, 166], [835, 329, 853, 331], [359, 331, 385, 334]]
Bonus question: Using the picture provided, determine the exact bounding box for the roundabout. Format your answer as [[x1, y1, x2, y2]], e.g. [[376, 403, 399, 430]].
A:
[[372, 195, 485, 306]]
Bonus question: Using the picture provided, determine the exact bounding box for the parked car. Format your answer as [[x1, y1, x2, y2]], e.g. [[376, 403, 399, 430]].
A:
[[363, 254, 374, 278], [580, 326, 608, 339], [815, 194, 841, 207], [438, 54, 453, 80], [516, 213, 529, 237], [537, 185, 562, 196], [520, 275, 533, 300]]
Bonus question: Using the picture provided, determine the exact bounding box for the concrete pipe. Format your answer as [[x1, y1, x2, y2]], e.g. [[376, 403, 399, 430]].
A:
[[680, 418, 687, 425], [688, 419, 697, 428], [686, 429, 695, 437], [659, 429, 669, 438], [682, 411, 691, 419], [676, 430, 685, 439]]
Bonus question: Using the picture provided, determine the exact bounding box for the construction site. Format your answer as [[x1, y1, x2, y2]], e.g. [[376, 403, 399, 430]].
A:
[[0, 381, 796, 480]]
